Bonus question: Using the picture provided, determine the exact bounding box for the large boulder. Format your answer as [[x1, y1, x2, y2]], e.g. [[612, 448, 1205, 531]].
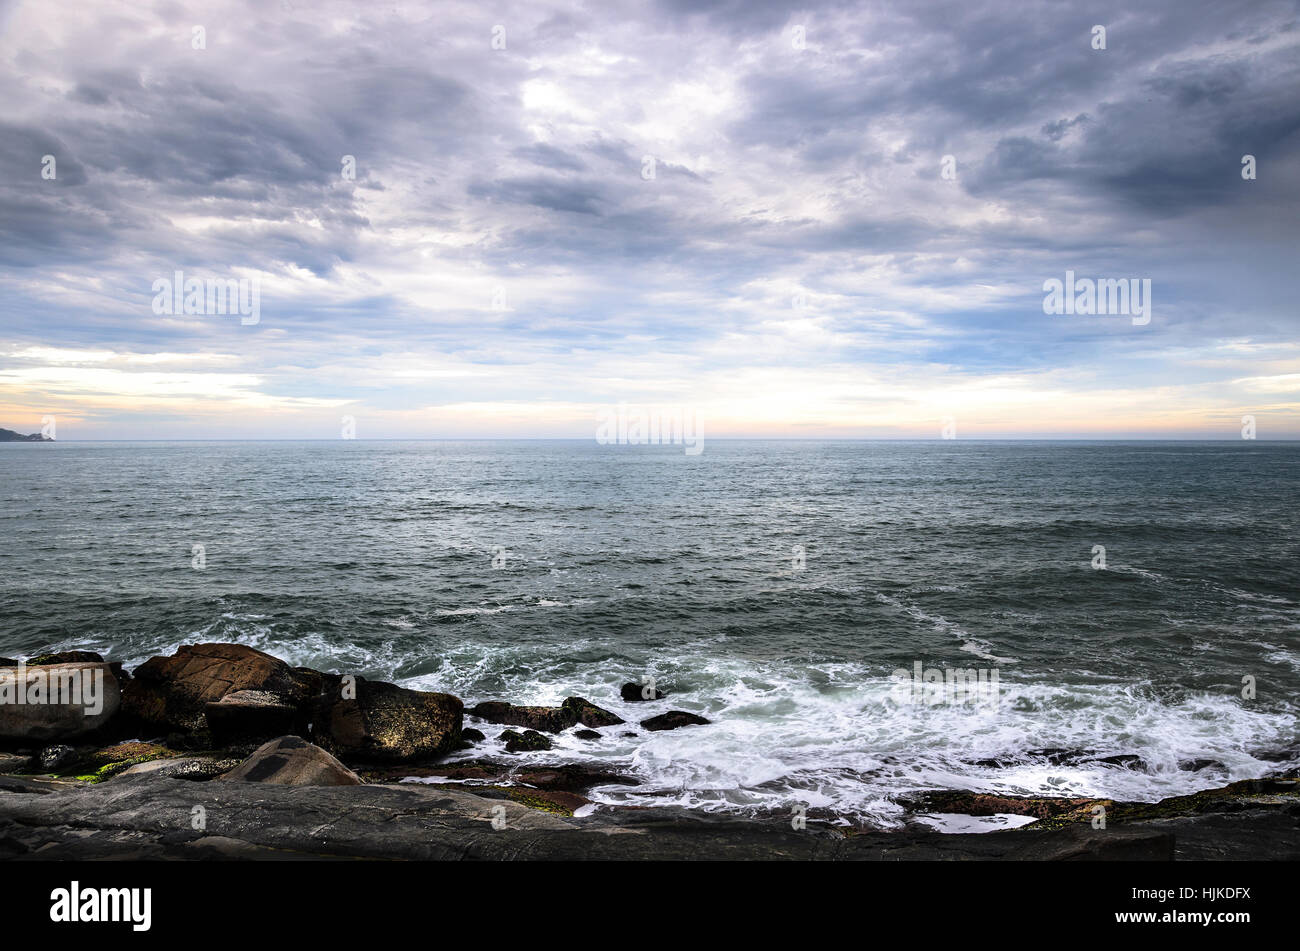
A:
[[205, 689, 300, 745], [312, 675, 462, 763], [0, 662, 122, 742], [122, 643, 319, 734], [467, 696, 623, 733], [219, 736, 361, 786]]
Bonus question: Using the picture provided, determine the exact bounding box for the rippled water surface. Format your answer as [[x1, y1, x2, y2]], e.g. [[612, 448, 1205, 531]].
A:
[[2, 439, 1296, 822]]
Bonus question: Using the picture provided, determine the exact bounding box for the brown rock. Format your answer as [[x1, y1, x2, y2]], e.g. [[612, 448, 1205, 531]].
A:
[[312, 675, 462, 763], [218, 735, 361, 786], [122, 643, 319, 733], [0, 662, 122, 742]]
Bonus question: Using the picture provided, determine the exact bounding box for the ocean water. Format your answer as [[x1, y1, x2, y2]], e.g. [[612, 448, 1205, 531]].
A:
[[1, 439, 1297, 825]]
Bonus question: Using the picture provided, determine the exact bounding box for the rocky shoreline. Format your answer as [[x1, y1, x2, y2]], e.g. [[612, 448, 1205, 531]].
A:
[[0, 642, 1296, 860]]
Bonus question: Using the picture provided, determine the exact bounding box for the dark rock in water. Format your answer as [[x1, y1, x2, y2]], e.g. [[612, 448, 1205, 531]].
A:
[[1180, 758, 1226, 772], [312, 675, 463, 763], [574, 729, 601, 740], [218, 735, 361, 786], [39, 745, 77, 771], [621, 732, 638, 738], [500, 729, 553, 753], [0, 658, 17, 667], [461, 728, 486, 743], [562, 697, 624, 728], [122, 643, 319, 734], [640, 711, 710, 732], [205, 689, 299, 745], [27, 650, 104, 667], [0, 662, 122, 742], [468, 696, 623, 733], [621, 682, 664, 702], [1086, 754, 1147, 771]]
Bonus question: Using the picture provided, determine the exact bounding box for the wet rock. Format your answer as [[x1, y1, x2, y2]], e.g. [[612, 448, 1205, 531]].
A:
[[204, 689, 300, 745], [500, 729, 552, 753], [461, 728, 486, 743], [39, 745, 77, 771], [122, 643, 319, 734], [312, 675, 463, 763], [621, 682, 665, 702], [640, 711, 710, 732], [468, 696, 623, 733], [0, 662, 122, 742], [28, 650, 104, 667], [563, 697, 624, 728], [1180, 758, 1226, 772], [574, 729, 601, 740], [1086, 754, 1147, 771], [219, 736, 361, 786]]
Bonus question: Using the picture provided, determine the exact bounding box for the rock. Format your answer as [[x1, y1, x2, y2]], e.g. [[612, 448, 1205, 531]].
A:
[[468, 696, 623, 733], [39, 745, 77, 771], [461, 728, 486, 743], [1008, 825, 1175, 861], [119, 756, 242, 781], [0, 752, 30, 773], [500, 729, 553, 753], [219, 736, 362, 786], [0, 658, 17, 667], [57, 742, 176, 782], [563, 697, 624, 727], [1086, 754, 1147, 770], [621, 732, 638, 738], [1180, 758, 1226, 772], [122, 643, 319, 734], [204, 689, 299, 745], [312, 675, 462, 763], [574, 729, 601, 740], [28, 650, 104, 666], [0, 662, 122, 742], [640, 711, 710, 732], [621, 682, 665, 701]]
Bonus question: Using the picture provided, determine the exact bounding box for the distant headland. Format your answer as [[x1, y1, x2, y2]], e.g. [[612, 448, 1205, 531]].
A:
[[0, 428, 50, 442]]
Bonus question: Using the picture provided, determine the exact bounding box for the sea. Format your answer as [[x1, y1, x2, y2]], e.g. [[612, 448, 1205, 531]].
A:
[[2, 439, 1296, 826]]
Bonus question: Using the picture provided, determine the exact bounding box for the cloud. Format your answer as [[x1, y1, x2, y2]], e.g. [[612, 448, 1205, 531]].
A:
[[0, 0, 1295, 437]]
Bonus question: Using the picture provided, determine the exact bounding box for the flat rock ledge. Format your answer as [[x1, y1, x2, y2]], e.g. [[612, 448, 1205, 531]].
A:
[[0, 768, 1296, 861]]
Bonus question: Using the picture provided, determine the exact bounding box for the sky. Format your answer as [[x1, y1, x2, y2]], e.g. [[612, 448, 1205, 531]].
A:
[[0, 0, 1297, 439]]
